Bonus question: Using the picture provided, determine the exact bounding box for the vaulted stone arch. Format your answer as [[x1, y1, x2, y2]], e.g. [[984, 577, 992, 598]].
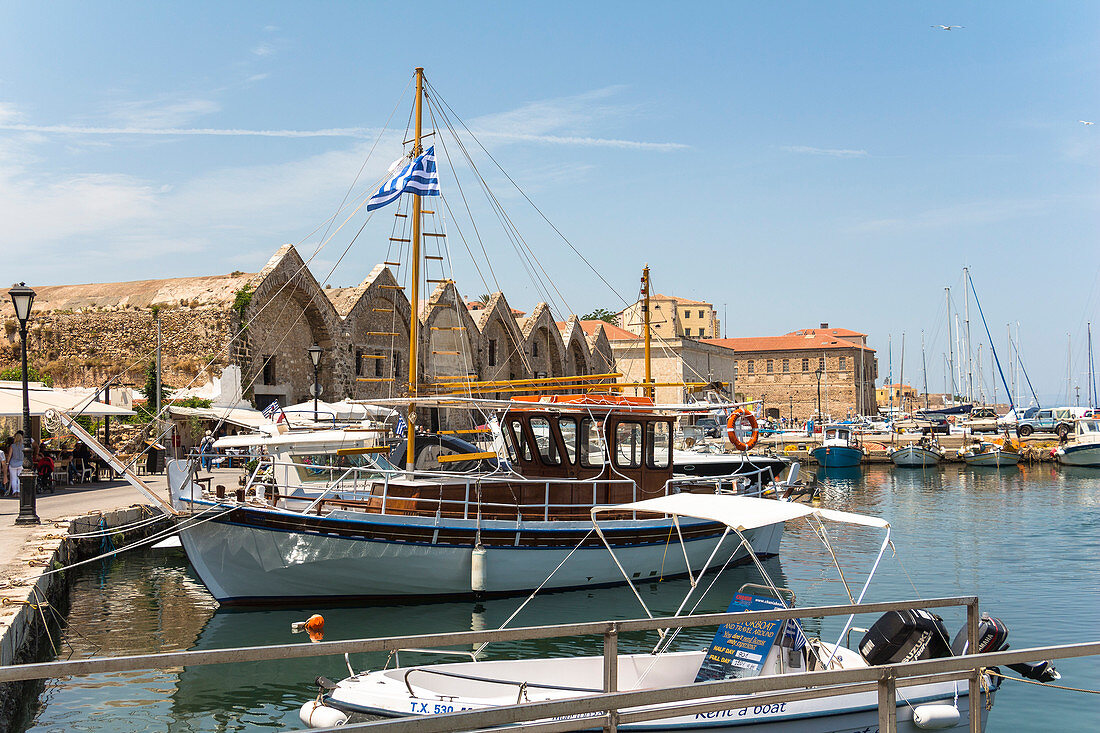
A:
[[584, 323, 616, 376], [558, 317, 594, 381], [520, 303, 566, 382], [474, 293, 530, 392], [239, 244, 341, 408], [344, 265, 413, 400]]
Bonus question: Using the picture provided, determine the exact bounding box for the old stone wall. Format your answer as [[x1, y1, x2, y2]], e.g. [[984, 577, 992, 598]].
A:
[[734, 349, 878, 421], [1, 306, 232, 391]]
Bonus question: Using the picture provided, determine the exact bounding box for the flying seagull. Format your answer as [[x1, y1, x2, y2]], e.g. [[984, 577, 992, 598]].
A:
[[931, 25, 964, 30], [1080, 120, 1095, 125]]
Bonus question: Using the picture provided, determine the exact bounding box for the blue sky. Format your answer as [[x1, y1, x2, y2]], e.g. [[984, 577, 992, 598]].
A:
[[1, 1, 1098, 403]]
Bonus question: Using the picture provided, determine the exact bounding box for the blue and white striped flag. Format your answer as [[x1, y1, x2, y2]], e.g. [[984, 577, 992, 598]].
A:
[[261, 399, 281, 419], [395, 415, 407, 437], [367, 147, 440, 212]]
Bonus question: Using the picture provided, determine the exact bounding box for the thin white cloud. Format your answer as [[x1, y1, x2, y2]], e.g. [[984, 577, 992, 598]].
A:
[[0, 123, 374, 138], [782, 145, 869, 158], [108, 97, 220, 129], [479, 131, 686, 151], [852, 197, 1054, 233], [252, 43, 275, 57]]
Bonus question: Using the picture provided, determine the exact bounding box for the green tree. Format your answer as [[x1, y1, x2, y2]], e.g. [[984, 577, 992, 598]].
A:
[[582, 308, 618, 325], [0, 366, 53, 387], [141, 360, 173, 405]]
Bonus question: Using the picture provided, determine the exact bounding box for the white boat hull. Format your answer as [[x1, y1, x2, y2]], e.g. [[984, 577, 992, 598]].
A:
[[962, 450, 1019, 467], [316, 651, 992, 732], [890, 446, 942, 467], [178, 501, 783, 604], [1055, 443, 1100, 466]]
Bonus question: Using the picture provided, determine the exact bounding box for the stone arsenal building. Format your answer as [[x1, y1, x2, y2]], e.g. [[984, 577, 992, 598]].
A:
[[1, 245, 617, 421], [704, 325, 878, 421]]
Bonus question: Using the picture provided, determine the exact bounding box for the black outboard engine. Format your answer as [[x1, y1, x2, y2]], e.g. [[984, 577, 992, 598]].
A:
[[950, 614, 1060, 683], [859, 609, 953, 665]]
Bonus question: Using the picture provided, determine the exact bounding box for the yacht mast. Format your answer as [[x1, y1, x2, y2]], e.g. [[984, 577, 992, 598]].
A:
[[1089, 322, 1096, 410], [899, 333, 906, 414], [406, 67, 425, 472], [964, 267, 973, 402], [1007, 324, 1014, 408], [954, 313, 962, 398], [921, 331, 929, 411], [641, 265, 653, 400], [945, 287, 954, 404]]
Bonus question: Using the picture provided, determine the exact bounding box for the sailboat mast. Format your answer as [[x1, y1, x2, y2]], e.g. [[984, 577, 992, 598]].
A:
[[1007, 323, 1014, 408], [1089, 322, 1096, 410], [406, 66, 425, 472], [964, 267, 973, 402], [642, 266, 653, 400], [945, 287, 954, 404], [899, 333, 906, 414], [921, 331, 929, 411], [887, 334, 893, 415]]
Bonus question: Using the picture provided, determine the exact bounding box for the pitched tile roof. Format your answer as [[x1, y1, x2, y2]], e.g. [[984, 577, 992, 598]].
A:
[[703, 334, 873, 353]]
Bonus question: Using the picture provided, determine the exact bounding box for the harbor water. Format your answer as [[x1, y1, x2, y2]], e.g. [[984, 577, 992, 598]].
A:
[[20, 464, 1100, 732]]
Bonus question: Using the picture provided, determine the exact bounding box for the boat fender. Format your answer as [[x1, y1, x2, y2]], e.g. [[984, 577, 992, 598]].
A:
[[299, 700, 348, 728], [727, 410, 759, 451], [912, 704, 960, 729], [471, 544, 487, 594]]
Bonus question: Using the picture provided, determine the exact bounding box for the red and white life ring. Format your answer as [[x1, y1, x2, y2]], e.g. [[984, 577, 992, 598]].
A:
[[726, 410, 759, 451]]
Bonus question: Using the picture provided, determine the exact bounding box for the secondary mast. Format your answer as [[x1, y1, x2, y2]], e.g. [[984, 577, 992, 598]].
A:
[[406, 67, 425, 473], [641, 266, 653, 399]]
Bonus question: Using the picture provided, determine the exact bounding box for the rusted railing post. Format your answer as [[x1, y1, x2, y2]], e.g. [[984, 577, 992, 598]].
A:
[[877, 670, 898, 732], [603, 622, 618, 693], [967, 598, 981, 733]]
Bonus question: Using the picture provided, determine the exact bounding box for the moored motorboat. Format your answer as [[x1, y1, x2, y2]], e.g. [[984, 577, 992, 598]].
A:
[[810, 425, 865, 467], [1054, 417, 1100, 466], [889, 437, 946, 468], [958, 437, 1020, 467], [300, 493, 1059, 731]]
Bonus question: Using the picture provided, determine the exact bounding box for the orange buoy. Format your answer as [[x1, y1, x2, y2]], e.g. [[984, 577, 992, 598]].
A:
[[304, 614, 324, 642], [726, 410, 759, 451]]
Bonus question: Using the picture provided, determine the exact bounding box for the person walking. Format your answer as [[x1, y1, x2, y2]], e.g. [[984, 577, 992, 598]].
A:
[[0, 436, 9, 496], [7, 431, 25, 497], [199, 430, 216, 471]]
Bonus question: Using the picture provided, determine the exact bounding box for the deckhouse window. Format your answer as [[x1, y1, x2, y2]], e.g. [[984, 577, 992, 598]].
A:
[[579, 417, 605, 468], [614, 422, 643, 469], [507, 419, 532, 462], [647, 421, 670, 469], [529, 416, 560, 465], [559, 417, 579, 464]]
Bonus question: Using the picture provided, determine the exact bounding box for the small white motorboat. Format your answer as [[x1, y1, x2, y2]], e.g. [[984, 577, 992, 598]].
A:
[[1054, 418, 1100, 467], [958, 438, 1020, 467], [889, 437, 946, 468], [299, 493, 1057, 731]]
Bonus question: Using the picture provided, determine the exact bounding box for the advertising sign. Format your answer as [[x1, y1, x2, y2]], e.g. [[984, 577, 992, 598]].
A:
[[694, 593, 786, 682]]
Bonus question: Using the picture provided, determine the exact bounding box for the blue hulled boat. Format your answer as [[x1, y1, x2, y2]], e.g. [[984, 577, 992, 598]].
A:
[[811, 425, 866, 467]]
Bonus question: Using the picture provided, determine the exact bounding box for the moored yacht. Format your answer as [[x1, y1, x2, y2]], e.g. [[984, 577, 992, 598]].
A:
[[1053, 417, 1100, 466]]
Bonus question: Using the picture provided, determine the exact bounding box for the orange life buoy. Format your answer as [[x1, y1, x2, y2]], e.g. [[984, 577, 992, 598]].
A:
[[726, 410, 759, 451]]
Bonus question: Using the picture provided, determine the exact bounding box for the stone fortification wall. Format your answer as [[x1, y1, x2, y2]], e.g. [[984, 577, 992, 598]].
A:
[[0, 306, 233, 390]]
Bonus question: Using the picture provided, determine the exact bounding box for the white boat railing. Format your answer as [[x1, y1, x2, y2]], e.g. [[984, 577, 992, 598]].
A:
[[187, 456, 789, 523], [0, 595, 1091, 733]]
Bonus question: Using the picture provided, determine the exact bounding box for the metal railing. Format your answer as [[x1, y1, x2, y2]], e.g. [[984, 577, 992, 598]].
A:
[[5, 595, 1092, 733]]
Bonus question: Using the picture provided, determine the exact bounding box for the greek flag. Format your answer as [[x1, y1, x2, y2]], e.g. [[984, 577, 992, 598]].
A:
[[395, 416, 407, 437], [261, 399, 281, 419], [367, 147, 440, 212]]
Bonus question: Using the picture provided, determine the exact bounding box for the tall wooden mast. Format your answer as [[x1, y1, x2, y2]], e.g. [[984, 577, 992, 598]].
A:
[[641, 265, 653, 400], [406, 67, 425, 472]]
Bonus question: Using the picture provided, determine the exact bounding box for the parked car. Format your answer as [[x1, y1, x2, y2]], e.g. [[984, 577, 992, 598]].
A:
[[1016, 407, 1081, 439], [918, 415, 950, 435], [961, 407, 1000, 434], [694, 416, 722, 438]]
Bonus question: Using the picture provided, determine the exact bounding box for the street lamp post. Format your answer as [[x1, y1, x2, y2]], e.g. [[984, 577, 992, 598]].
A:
[[308, 344, 322, 422], [9, 283, 38, 526], [815, 366, 824, 426]]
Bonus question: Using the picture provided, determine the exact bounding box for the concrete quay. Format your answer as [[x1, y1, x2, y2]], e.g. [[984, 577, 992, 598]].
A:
[[755, 431, 1062, 464], [0, 479, 179, 732]]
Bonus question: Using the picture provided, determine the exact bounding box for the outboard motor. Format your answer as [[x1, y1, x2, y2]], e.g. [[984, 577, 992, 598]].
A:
[[859, 609, 953, 665], [950, 614, 1060, 683]]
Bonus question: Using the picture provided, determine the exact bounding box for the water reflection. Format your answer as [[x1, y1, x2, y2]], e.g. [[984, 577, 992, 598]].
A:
[[26, 463, 1100, 733]]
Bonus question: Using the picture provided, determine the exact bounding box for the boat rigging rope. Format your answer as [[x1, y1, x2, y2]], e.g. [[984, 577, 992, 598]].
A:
[[472, 528, 595, 658], [3, 503, 237, 588], [985, 670, 1100, 695]]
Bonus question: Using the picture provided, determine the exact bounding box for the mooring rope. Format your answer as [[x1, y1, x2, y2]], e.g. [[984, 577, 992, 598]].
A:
[[986, 669, 1100, 695]]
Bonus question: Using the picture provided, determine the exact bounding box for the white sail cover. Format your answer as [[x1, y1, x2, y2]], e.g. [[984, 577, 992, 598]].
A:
[[593, 493, 888, 531]]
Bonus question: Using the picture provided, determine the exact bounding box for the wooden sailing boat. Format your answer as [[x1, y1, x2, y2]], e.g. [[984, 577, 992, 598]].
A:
[[169, 68, 785, 605]]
